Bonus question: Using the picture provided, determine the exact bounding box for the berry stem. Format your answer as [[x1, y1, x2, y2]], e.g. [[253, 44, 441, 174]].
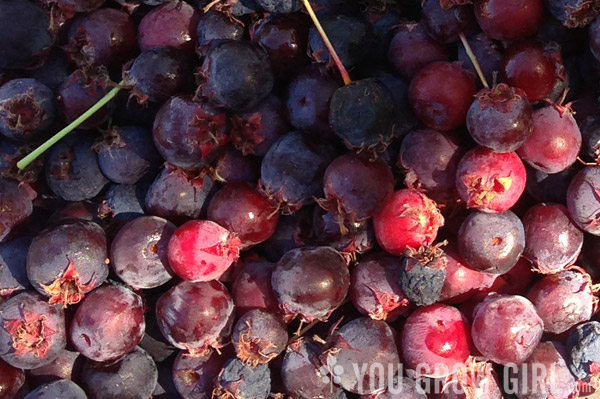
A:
[[300, 0, 351, 85], [459, 33, 489, 89], [17, 81, 123, 170]]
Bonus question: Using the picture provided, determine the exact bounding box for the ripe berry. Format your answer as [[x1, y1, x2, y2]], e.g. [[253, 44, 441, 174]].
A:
[[0, 291, 66, 369], [0, 178, 34, 243], [231, 309, 287, 366], [474, 0, 544, 41], [517, 104, 581, 173], [373, 189, 444, 255], [567, 166, 600, 235], [466, 84, 534, 153], [0, 236, 31, 297], [471, 294, 543, 365], [271, 246, 349, 322], [214, 358, 271, 399], [409, 61, 477, 131], [256, 0, 301, 13], [167, 220, 241, 282], [138, 1, 200, 54], [69, 285, 145, 362], [25, 379, 87, 399], [0, 358, 24, 399], [439, 360, 502, 399], [196, 11, 245, 56], [547, 0, 600, 28], [566, 321, 600, 385], [401, 304, 472, 378], [231, 258, 279, 316], [312, 207, 374, 257], [455, 147, 526, 213], [172, 348, 232, 399], [421, 0, 476, 43], [439, 248, 497, 304], [156, 280, 235, 354], [522, 203, 583, 274], [27, 348, 81, 387]]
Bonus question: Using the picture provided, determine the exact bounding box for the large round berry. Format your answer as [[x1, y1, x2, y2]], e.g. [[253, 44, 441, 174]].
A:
[[167, 220, 241, 282], [0, 178, 34, 244], [0, 358, 24, 399], [156, 280, 235, 354], [455, 147, 526, 213], [138, 1, 200, 54], [69, 285, 145, 362], [373, 189, 444, 255], [567, 166, 600, 235], [472, 295, 543, 365], [231, 258, 279, 316], [231, 309, 287, 366], [25, 379, 87, 399], [172, 348, 232, 399], [0, 292, 66, 369], [474, 0, 544, 41], [409, 61, 476, 131], [271, 247, 349, 322], [439, 248, 497, 304], [401, 304, 472, 378]]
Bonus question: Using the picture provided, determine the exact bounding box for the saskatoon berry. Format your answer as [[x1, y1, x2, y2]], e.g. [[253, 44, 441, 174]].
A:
[[322, 317, 400, 394], [329, 78, 395, 151], [100, 183, 147, 224], [172, 348, 232, 399], [398, 129, 464, 204], [256, 0, 301, 14], [123, 48, 194, 105], [69, 285, 145, 363], [371, 70, 417, 136], [439, 360, 502, 399], [500, 40, 566, 102], [27, 348, 82, 387], [471, 294, 543, 365], [363, 5, 403, 62], [401, 304, 472, 378], [421, 0, 476, 43], [457, 33, 502, 86], [526, 166, 577, 204], [0, 78, 55, 142], [26, 220, 108, 307], [271, 246, 350, 322], [566, 166, 600, 235], [466, 84, 533, 153], [517, 104, 581, 174], [28, 50, 70, 93], [474, 0, 544, 41], [214, 358, 271, 399], [457, 210, 525, 275], [196, 11, 245, 56], [373, 189, 444, 256], [0, 291, 66, 370], [547, 0, 600, 28], [231, 309, 287, 366], [24, 379, 87, 399], [64, 8, 137, 70], [211, 145, 261, 184], [208, 183, 279, 248], [0, 178, 34, 243], [312, 207, 374, 256], [527, 269, 595, 334], [409, 61, 476, 131], [581, 117, 600, 163], [387, 21, 449, 80], [401, 251, 447, 307], [81, 346, 157, 399], [152, 96, 228, 169], [231, 258, 279, 316], [260, 131, 336, 213], [138, 1, 200, 54], [350, 252, 411, 322], [0, 236, 31, 297], [439, 247, 497, 304], [566, 321, 600, 383], [0, 358, 25, 399], [156, 280, 235, 354], [96, 125, 161, 185], [110, 216, 176, 290], [522, 203, 583, 274], [199, 40, 274, 111], [455, 147, 526, 213], [167, 220, 241, 282]]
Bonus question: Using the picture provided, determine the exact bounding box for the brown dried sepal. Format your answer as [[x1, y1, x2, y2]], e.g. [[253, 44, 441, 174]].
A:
[[3, 312, 56, 358], [235, 321, 278, 367], [40, 258, 96, 308]]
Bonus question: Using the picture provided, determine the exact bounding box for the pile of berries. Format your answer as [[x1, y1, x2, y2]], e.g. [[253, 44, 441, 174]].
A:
[[3, 0, 600, 398]]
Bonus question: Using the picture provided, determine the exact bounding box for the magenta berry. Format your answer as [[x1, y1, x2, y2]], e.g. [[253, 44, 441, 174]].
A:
[[231, 258, 279, 316], [455, 147, 526, 213], [167, 220, 241, 282], [439, 248, 497, 304], [474, 0, 544, 41], [138, 1, 200, 54]]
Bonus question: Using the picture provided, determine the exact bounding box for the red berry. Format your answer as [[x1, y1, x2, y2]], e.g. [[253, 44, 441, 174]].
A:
[[373, 189, 444, 255], [474, 0, 544, 41], [138, 1, 200, 54], [167, 220, 241, 282]]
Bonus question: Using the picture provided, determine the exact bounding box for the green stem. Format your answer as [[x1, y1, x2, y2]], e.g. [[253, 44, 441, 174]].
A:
[[459, 33, 489, 89], [17, 81, 123, 170]]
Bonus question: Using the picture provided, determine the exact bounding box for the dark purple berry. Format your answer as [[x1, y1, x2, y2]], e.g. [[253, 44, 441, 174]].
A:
[[232, 309, 287, 366], [196, 11, 245, 56], [567, 166, 600, 235], [138, 1, 200, 54], [0, 236, 32, 297], [400, 250, 447, 307], [24, 379, 87, 399], [0, 178, 34, 243], [172, 348, 232, 399], [214, 358, 271, 399], [421, 0, 476, 43]]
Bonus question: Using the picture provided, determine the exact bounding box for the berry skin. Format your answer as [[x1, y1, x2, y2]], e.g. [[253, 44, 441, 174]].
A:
[[199, 40, 274, 111], [400, 251, 447, 307], [398, 129, 464, 204], [409, 62, 477, 131], [581, 117, 600, 164], [214, 358, 271, 399], [0, 78, 55, 142], [522, 203, 583, 274], [387, 21, 450, 80], [438, 360, 502, 399], [500, 40, 566, 102], [0, 358, 25, 399], [271, 246, 350, 322], [69, 285, 145, 363], [421, 0, 476, 43], [471, 294, 543, 365], [567, 166, 600, 235], [256, 0, 301, 14], [208, 183, 279, 248], [457, 33, 502, 87], [455, 147, 526, 213], [439, 247, 497, 304], [26, 220, 108, 307], [547, 0, 600, 28], [474, 0, 544, 41], [24, 379, 87, 399], [231, 258, 279, 316], [167, 220, 241, 282], [27, 348, 81, 387], [527, 269, 595, 334], [110, 216, 176, 290], [457, 210, 525, 275], [566, 321, 600, 384], [350, 252, 411, 322], [322, 317, 400, 394], [156, 280, 235, 355], [329, 78, 395, 152], [0, 291, 66, 370], [196, 11, 245, 56], [466, 84, 534, 153], [172, 348, 232, 399], [0, 236, 31, 298], [401, 304, 472, 378], [231, 309, 288, 366], [0, 178, 35, 243], [373, 189, 444, 255], [138, 1, 200, 54], [517, 105, 581, 174]]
